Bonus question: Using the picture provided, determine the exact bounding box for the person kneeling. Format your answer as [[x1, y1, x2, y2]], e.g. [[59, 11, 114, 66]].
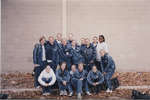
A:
[[100, 49, 116, 93], [38, 65, 56, 96], [87, 65, 104, 94], [56, 62, 73, 96], [72, 63, 91, 99]]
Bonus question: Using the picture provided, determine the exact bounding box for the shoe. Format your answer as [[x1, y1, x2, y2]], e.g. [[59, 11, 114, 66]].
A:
[[77, 93, 82, 99], [106, 89, 112, 93], [42, 93, 49, 96], [35, 86, 40, 89], [86, 91, 92, 96], [60, 91, 64, 96], [64, 90, 67, 96], [68, 92, 73, 97]]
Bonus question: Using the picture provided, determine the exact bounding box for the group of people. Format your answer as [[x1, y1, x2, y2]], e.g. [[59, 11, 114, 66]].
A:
[[33, 33, 116, 98]]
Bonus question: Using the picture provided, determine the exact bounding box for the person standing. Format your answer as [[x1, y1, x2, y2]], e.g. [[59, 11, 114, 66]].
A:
[[82, 38, 96, 72], [45, 36, 57, 72], [96, 35, 109, 72], [33, 36, 47, 88]]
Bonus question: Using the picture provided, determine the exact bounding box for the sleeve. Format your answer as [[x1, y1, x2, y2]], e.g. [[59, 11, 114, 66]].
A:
[[56, 70, 63, 82], [49, 69, 56, 86], [104, 43, 109, 53], [38, 71, 46, 86], [97, 72, 104, 84], [104, 56, 111, 72], [87, 72, 93, 85], [83, 70, 88, 80], [33, 44, 39, 64], [100, 62, 104, 73], [92, 46, 97, 61], [66, 72, 71, 82]]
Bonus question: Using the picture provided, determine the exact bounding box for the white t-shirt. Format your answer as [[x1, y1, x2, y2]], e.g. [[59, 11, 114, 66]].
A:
[[42, 45, 46, 61], [96, 42, 109, 61]]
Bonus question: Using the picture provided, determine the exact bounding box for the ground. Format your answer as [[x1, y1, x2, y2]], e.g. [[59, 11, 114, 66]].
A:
[[1, 72, 150, 99]]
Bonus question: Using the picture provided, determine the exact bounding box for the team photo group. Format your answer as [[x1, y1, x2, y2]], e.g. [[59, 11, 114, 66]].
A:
[[33, 33, 116, 99]]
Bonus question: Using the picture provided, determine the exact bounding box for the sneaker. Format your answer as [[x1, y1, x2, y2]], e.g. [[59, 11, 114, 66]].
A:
[[60, 91, 64, 96], [86, 91, 92, 96], [35, 86, 40, 89], [68, 92, 73, 97], [77, 93, 82, 99], [64, 90, 67, 96], [42, 93, 49, 96], [106, 89, 112, 93]]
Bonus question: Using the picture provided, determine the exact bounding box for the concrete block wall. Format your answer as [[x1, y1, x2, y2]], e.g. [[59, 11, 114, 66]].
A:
[[1, 0, 150, 72]]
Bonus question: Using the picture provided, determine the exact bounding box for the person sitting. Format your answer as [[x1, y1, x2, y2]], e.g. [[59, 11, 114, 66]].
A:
[[72, 63, 91, 99], [56, 62, 73, 96], [38, 65, 56, 96], [87, 65, 104, 94], [100, 49, 116, 93]]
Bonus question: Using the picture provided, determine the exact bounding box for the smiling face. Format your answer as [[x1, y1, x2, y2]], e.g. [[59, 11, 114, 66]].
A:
[[49, 36, 54, 45], [85, 38, 90, 46], [62, 38, 67, 46], [93, 36, 98, 43], [71, 65, 76, 72], [45, 65, 51, 73], [81, 38, 86, 45], [71, 40, 76, 47], [78, 63, 83, 72], [92, 66, 97, 73], [61, 62, 66, 71], [56, 33, 62, 41], [68, 33, 73, 41], [100, 49, 106, 57]]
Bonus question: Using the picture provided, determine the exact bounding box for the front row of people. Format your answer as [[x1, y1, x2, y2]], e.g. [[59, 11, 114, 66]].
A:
[[37, 50, 116, 99]]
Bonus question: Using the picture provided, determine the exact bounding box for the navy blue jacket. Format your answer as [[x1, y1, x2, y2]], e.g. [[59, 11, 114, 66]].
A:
[[101, 53, 116, 73], [87, 70, 104, 85], [61, 44, 72, 62], [72, 69, 88, 80], [70, 45, 84, 65], [33, 43, 46, 66], [91, 42, 98, 49], [54, 40, 64, 65], [45, 41, 57, 63], [82, 44, 96, 64], [56, 69, 70, 82]]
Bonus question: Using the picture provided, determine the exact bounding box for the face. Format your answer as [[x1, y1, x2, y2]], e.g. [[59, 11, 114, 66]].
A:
[[81, 38, 85, 45], [45, 66, 50, 73], [78, 63, 83, 71], [86, 39, 90, 45], [68, 33, 73, 40], [72, 40, 76, 47], [40, 38, 45, 45], [99, 36, 104, 43], [71, 65, 76, 72], [61, 63, 66, 71], [49, 37, 54, 44], [92, 66, 97, 73], [57, 33, 62, 41], [93, 37, 98, 43], [62, 39, 67, 45], [100, 50, 105, 57]]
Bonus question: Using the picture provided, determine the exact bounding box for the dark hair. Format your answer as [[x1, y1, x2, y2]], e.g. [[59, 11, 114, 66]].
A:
[[99, 35, 105, 42], [39, 36, 46, 43], [60, 62, 67, 69]]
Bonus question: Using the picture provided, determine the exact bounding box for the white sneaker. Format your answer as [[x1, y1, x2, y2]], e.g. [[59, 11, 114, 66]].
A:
[[60, 91, 64, 96], [106, 89, 112, 93], [68, 92, 73, 97], [86, 91, 92, 96], [36, 86, 40, 89], [43, 93, 49, 96], [77, 93, 82, 99], [64, 90, 67, 96]]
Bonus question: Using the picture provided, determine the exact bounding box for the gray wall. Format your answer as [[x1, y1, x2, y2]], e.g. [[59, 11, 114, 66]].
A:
[[1, 0, 150, 72]]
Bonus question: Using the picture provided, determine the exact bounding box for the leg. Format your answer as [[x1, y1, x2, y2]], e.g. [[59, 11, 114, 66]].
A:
[[105, 72, 113, 90], [34, 66, 41, 87], [77, 80, 83, 94], [83, 79, 89, 93], [58, 81, 65, 91]]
